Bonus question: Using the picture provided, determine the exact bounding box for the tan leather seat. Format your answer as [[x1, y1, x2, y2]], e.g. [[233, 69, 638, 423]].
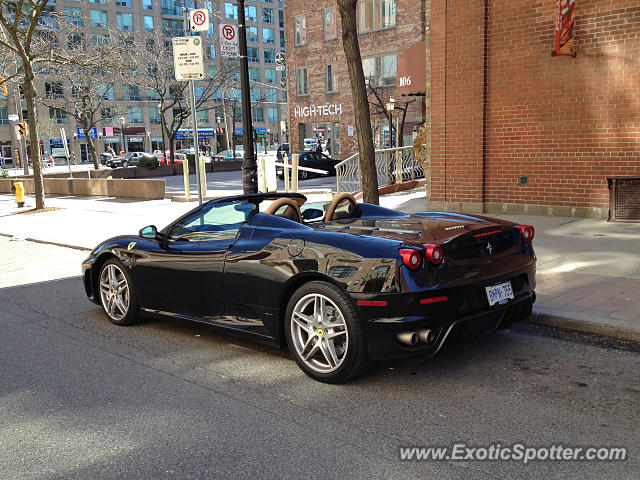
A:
[[324, 193, 360, 222], [265, 198, 302, 223]]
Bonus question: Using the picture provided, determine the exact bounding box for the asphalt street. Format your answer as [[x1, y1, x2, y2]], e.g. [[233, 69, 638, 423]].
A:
[[1, 237, 639, 479], [164, 169, 337, 195]]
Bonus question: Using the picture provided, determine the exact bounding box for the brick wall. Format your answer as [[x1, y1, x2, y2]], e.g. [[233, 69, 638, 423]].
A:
[[284, 0, 425, 159], [430, 0, 640, 214]]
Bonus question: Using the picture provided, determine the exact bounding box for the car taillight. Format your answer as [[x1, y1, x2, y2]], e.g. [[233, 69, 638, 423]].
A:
[[423, 244, 444, 265], [399, 248, 422, 270], [516, 225, 535, 243]]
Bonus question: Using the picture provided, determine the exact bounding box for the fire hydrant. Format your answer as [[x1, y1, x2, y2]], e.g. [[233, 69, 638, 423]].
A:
[[13, 181, 24, 208]]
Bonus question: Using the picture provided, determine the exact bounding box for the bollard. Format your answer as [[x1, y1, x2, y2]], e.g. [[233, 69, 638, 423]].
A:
[[13, 181, 25, 207], [182, 155, 190, 200], [258, 155, 266, 193], [284, 157, 290, 192], [291, 154, 299, 193], [199, 155, 207, 198]]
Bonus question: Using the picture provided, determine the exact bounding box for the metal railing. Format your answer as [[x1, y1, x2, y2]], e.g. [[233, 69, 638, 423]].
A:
[[335, 146, 424, 193]]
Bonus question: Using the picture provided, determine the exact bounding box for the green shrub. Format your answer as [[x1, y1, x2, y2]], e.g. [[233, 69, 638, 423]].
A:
[[1, 169, 8, 178], [138, 154, 159, 170]]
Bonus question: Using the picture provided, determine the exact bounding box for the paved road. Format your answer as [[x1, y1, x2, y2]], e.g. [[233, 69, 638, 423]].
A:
[[164, 169, 338, 195], [1, 238, 638, 479]]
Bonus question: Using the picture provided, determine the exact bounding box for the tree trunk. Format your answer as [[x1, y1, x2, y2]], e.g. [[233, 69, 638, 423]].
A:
[[337, 0, 379, 205], [23, 64, 45, 210], [87, 136, 99, 170]]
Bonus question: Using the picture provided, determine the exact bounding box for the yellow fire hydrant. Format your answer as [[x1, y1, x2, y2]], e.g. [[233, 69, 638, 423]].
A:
[[13, 181, 25, 208]]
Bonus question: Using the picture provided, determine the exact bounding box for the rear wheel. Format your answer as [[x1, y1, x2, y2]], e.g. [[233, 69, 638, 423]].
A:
[[122, 161, 128, 168], [285, 281, 368, 383], [299, 170, 309, 181], [98, 258, 140, 325]]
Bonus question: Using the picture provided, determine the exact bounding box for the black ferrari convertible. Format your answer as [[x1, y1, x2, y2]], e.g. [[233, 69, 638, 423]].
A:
[[82, 193, 536, 383]]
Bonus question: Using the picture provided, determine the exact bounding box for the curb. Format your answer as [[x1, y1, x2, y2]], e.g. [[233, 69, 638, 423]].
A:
[[528, 306, 640, 343], [0, 232, 91, 252]]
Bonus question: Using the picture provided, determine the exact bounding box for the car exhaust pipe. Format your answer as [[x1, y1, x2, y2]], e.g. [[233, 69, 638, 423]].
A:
[[396, 331, 419, 346], [418, 329, 436, 344]]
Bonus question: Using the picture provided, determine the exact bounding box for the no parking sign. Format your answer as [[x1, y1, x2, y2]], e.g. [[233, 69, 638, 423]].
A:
[[220, 24, 239, 57]]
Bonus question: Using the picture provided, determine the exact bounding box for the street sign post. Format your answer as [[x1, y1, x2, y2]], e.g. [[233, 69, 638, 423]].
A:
[[220, 24, 239, 57], [189, 9, 209, 32], [275, 52, 286, 65], [172, 36, 204, 81], [60, 128, 73, 178], [7, 114, 18, 121]]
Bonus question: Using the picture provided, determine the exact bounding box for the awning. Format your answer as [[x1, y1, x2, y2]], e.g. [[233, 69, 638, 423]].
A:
[[396, 41, 426, 97]]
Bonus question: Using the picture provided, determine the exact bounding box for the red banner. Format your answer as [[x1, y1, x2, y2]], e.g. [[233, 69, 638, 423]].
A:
[[554, 0, 576, 57]]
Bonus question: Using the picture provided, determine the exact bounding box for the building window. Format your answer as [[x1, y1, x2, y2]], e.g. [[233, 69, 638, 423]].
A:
[[263, 28, 275, 44], [92, 33, 109, 48], [116, 13, 133, 31], [64, 7, 83, 27], [264, 49, 275, 64], [247, 47, 259, 63], [249, 68, 261, 82], [225, 3, 238, 20], [264, 68, 276, 84], [197, 109, 208, 125], [127, 106, 143, 124], [124, 85, 140, 101], [115, 0, 131, 7], [149, 107, 161, 124], [250, 88, 262, 102], [296, 67, 308, 96], [294, 15, 306, 45], [146, 89, 160, 101], [324, 7, 337, 40], [144, 16, 154, 33], [247, 26, 258, 43], [89, 0, 106, 4], [143, 0, 153, 11], [362, 53, 397, 86], [0, 107, 9, 125], [98, 83, 114, 100], [45, 82, 64, 99], [67, 33, 83, 50], [253, 107, 264, 123], [326, 63, 337, 93], [90, 10, 108, 29], [209, 45, 216, 59], [245, 6, 257, 22], [279, 10, 284, 29], [268, 107, 279, 123], [358, 0, 396, 33], [209, 65, 218, 78], [263, 7, 273, 24], [265, 88, 277, 102], [162, 19, 183, 37], [49, 108, 68, 124], [101, 108, 114, 125]]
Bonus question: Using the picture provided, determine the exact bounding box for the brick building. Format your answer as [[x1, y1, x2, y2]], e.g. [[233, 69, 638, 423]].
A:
[[284, 0, 426, 160], [429, 0, 640, 218]]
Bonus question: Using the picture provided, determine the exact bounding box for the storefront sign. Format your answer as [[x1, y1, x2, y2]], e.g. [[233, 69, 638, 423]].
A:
[[294, 104, 343, 119], [553, 0, 576, 57], [396, 41, 426, 97], [175, 128, 216, 140], [77, 127, 97, 139]]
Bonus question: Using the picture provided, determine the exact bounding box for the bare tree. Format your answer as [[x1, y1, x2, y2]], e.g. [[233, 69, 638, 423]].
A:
[[0, 0, 58, 209], [40, 23, 129, 169], [134, 32, 233, 165], [367, 81, 417, 149], [337, 0, 379, 204]]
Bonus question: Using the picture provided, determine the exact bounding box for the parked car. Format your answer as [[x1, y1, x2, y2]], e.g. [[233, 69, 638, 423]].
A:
[[105, 152, 145, 168], [276, 143, 289, 161], [213, 150, 243, 162], [99, 152, 114, 166], [303, 138, 317, 151], [159, 153, 187, 165], [276, 152, 341, 180], [82, 192, 536, 383]]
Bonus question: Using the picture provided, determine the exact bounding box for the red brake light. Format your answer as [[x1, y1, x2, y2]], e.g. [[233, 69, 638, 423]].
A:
[[516, 225, 535, 243], [399, 248, 422, 270], [423, 244, 444, 265]]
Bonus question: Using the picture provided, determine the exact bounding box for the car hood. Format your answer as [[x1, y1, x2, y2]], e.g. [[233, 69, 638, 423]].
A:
[[315, 212, 516, 246]]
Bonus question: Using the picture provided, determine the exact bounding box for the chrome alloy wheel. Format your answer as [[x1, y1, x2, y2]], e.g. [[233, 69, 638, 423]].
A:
[[99, 263, 130, 322], [290, 293, 349, 373]]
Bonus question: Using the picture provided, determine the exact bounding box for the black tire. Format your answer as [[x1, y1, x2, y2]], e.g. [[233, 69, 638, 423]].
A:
[[277, 174, 284, 180], [98, 258, 140, 326], [122, 161, 128, 168], [299, 170, 309, 181], [285, 281, 368, 383]]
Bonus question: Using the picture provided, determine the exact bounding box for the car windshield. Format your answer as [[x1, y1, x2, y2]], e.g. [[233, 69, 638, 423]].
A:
[[168, 201, 257, 243]]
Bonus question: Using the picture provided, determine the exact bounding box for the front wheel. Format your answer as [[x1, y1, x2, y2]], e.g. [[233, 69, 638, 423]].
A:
[[122, 161, 128, 168], [285, 281, 368, 383], [299, 170, 309, 181], [98, 258, 140, 325]]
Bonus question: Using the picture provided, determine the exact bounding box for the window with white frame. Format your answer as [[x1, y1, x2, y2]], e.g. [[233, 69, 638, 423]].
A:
[[326, 63, 337, 93], [90, 9, 108, 29], [357, 0, 396, 33], [268, 107, 278, 123], [225, 2, 238, 20], [362, 53, 397, 86], [245, 5, 257, 22], [247, 26, 258, 42], [263, 7, 273, 23], [263, 28, 275, 44], [294, 15, 306, 45], [296, 67, 308, 95], [324, 7, 337, 41]]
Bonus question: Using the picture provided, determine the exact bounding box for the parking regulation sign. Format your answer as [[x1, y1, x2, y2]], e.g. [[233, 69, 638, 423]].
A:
[[189, 8, 209, 32], [219, 24, 239, 57], [172, 36, 204, 80]]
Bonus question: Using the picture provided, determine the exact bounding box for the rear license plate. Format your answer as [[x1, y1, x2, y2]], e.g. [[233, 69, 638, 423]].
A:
[[485, 281, 514, 306]]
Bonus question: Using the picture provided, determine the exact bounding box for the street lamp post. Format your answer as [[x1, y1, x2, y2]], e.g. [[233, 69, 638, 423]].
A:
[[386, 98, 395, 148], [120, 116, 126, 154]]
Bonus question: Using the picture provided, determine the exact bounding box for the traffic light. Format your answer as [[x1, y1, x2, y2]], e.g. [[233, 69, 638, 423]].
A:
[[18, 122, 27, 137], [0, 76, 7, 97]]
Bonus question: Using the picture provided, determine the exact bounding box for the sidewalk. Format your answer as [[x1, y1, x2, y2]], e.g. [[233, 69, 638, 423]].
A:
[[1, 189, 639, 343]]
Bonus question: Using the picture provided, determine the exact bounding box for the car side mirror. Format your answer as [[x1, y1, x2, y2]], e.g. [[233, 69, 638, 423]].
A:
[[139, 225, 158, 239]]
